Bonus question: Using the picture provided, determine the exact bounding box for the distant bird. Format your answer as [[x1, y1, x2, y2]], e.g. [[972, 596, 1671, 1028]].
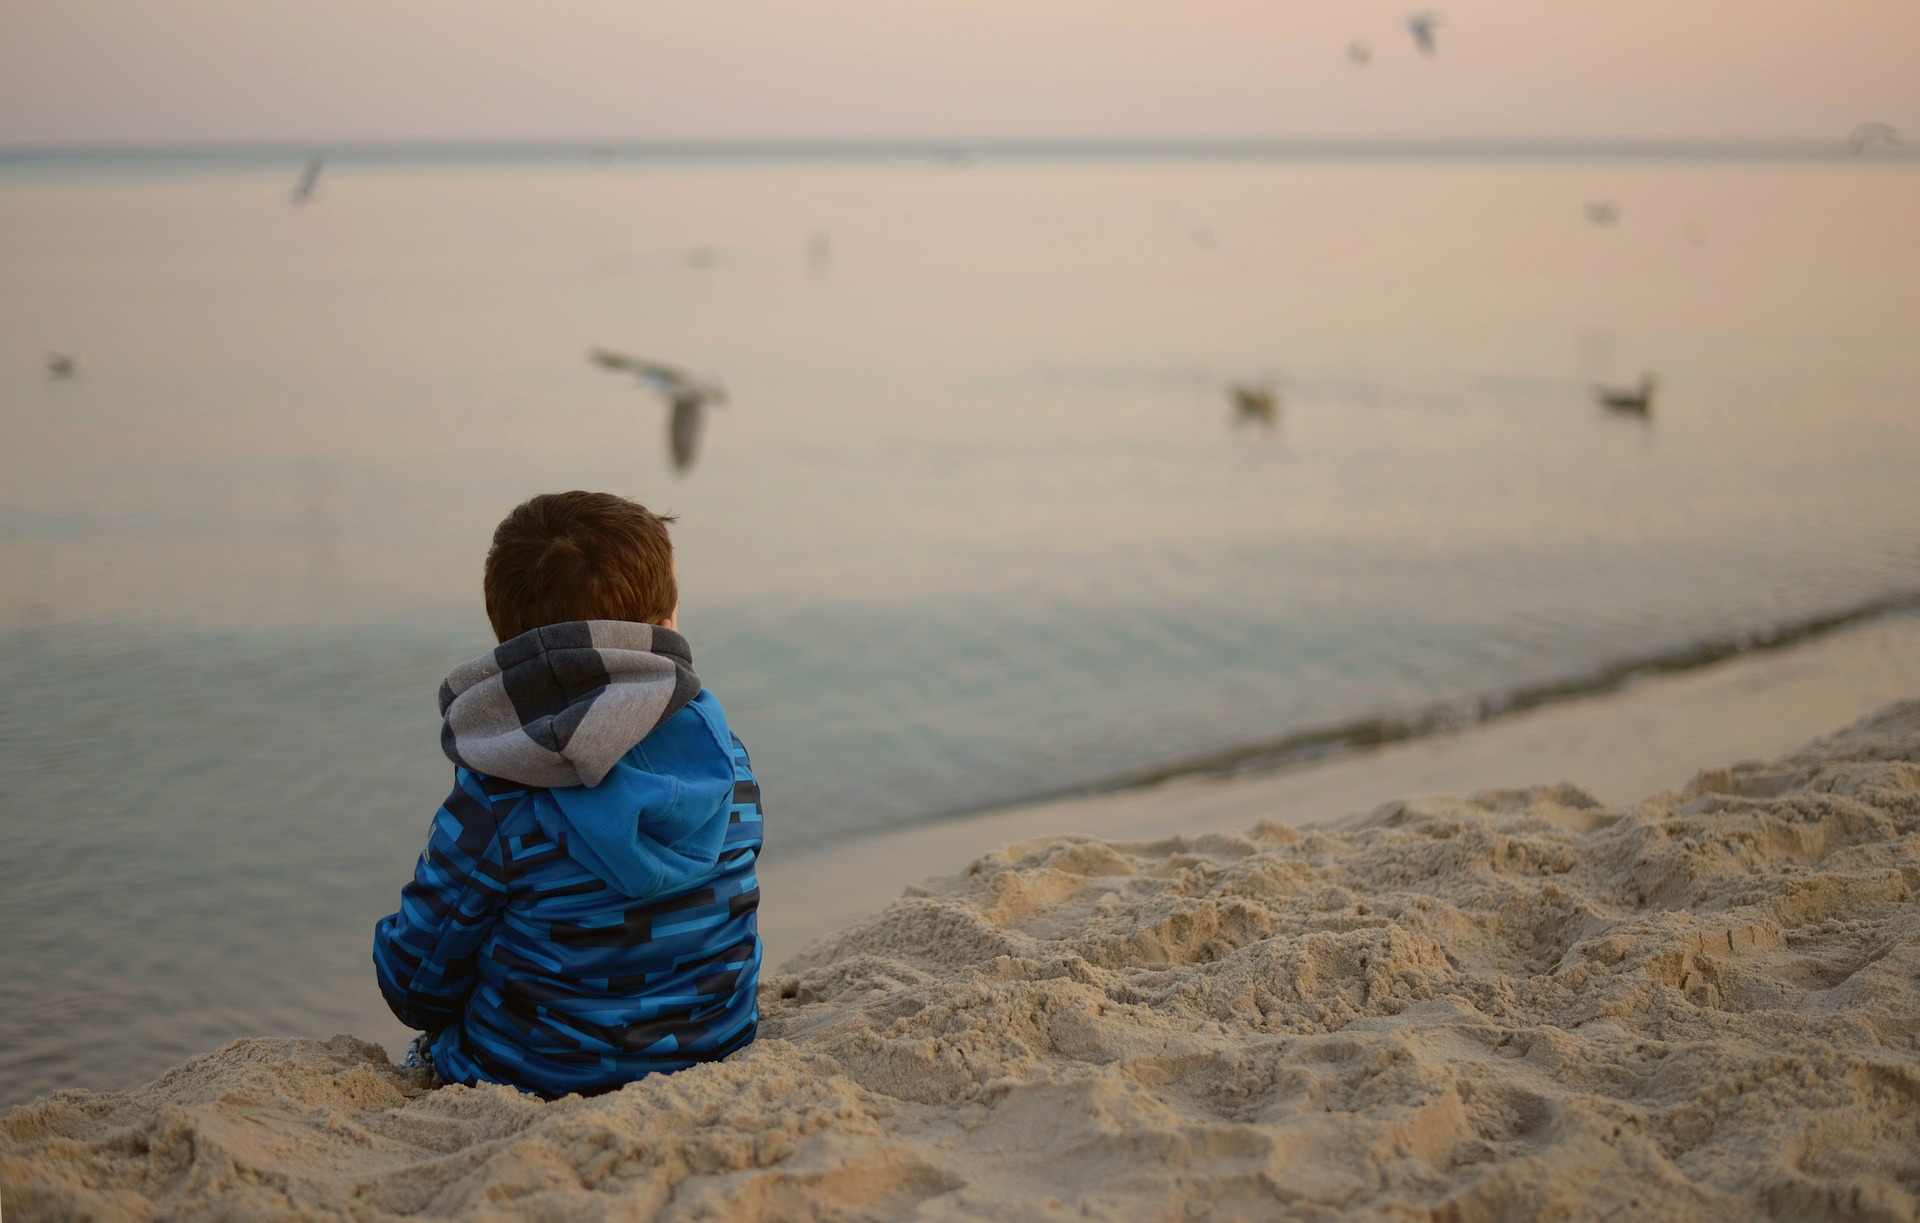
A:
[[1585, 201, 1620, 226], [1162, 203, 1220, 251], [1595, 373, 1656, 416], [589, 348, 729, 473], [45, 352, 77, 380], [1348, 40, 1372, 67], [684, 246, 716, 269], [1405, 11, 1443, 56], [807, 229, 832, 272], [1847, 122, 1899, 154], [291, 155, 323, 206], [1230, 381, 1279, 425]]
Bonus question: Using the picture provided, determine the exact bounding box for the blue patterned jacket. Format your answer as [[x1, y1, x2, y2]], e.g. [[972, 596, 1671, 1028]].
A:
[[373, 622, 763, 1099]]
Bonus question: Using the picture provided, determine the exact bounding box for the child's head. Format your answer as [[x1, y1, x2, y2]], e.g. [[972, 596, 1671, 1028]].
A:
[[484, 491, 679, 642]]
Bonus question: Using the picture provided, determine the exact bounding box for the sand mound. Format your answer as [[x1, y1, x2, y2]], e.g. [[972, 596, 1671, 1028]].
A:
[[7, 702, 1920, 1222]]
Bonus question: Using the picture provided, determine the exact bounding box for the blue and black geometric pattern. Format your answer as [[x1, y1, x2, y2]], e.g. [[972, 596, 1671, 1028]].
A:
[[373, 730, 763, 1099]]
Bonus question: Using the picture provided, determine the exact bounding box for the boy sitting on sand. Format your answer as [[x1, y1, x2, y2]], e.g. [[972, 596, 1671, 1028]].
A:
[[373, 491, 764, 1099]]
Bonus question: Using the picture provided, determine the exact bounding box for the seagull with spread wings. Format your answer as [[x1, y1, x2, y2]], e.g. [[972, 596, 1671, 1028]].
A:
[[1406, 11, 1443, 56], [589, 348, 730, 473], [1848, 122, 1899, 154], [292, 155, 324, 206]]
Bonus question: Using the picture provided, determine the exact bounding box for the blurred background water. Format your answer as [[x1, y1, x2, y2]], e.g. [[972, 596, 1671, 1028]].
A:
[[2, 149, 1918, 1105]]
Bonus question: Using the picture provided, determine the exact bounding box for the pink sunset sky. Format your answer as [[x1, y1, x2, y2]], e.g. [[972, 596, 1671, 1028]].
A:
[[0, 0, 1913, 145]]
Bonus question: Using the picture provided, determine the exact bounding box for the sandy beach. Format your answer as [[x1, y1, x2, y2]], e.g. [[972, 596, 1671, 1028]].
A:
[[6, 667, 1920, 1218]]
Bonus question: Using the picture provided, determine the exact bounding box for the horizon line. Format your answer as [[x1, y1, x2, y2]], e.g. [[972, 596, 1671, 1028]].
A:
[[1, 133, 1914, 163]]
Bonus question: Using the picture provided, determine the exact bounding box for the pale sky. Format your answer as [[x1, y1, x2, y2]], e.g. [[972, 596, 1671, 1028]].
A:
[[1, 0, 1914, 145]]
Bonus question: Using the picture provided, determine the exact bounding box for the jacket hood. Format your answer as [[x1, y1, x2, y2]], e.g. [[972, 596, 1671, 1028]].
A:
[[440, 620, 701, 789], [540, 690, 739, 897]]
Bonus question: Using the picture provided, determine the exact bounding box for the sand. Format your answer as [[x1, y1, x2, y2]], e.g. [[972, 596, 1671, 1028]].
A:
[[757, 610, 1920, 966], [6, 700, 1919, 1221]]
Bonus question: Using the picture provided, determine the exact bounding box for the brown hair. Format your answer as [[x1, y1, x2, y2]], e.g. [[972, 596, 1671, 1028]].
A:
[[484, 491, 678, 641]]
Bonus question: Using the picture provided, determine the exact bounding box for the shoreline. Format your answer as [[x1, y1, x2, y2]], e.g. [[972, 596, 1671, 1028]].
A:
[[758, 608, 1920, 967], [897, 590, 1920, 827]]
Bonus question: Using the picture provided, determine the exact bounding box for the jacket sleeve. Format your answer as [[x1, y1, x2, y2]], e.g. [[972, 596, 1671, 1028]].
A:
[[372, 771, 512, 1033]]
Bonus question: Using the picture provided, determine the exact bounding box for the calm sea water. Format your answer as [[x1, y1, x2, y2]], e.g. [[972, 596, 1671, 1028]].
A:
[[3, 151, 1917, 1105]]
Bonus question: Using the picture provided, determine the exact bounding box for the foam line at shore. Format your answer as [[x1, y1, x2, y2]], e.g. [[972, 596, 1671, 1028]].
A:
[[1054, 591, 1920, 805]]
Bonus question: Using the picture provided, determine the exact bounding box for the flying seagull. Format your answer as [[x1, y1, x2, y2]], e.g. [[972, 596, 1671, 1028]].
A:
[[1847, 122, 1899, 154], [589, 348, 729, 473], [1594, 373, 1656, 416], [1405, 11, 1443, 56], [291, 155, 323, 206], [45, 352, 77, 380]]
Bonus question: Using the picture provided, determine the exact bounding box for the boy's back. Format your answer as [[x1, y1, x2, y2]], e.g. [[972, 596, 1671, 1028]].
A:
[[373, 494, 764, 1098]]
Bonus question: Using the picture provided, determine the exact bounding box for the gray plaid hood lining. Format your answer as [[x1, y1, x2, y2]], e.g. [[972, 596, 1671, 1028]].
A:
[[439, 620, 702, 789]]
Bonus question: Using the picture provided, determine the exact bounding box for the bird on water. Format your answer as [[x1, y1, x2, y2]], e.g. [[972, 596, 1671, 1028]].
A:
[[45, 352, 77, 380], [1595, 373, 1656, 416], [1230, 381, 1279, 425], [589, 348, 730, 473]]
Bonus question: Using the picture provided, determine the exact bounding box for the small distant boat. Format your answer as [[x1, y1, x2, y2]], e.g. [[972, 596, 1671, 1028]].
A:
[[1595, 373, 1656, 415], [1231, 382, 1279, 424]]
